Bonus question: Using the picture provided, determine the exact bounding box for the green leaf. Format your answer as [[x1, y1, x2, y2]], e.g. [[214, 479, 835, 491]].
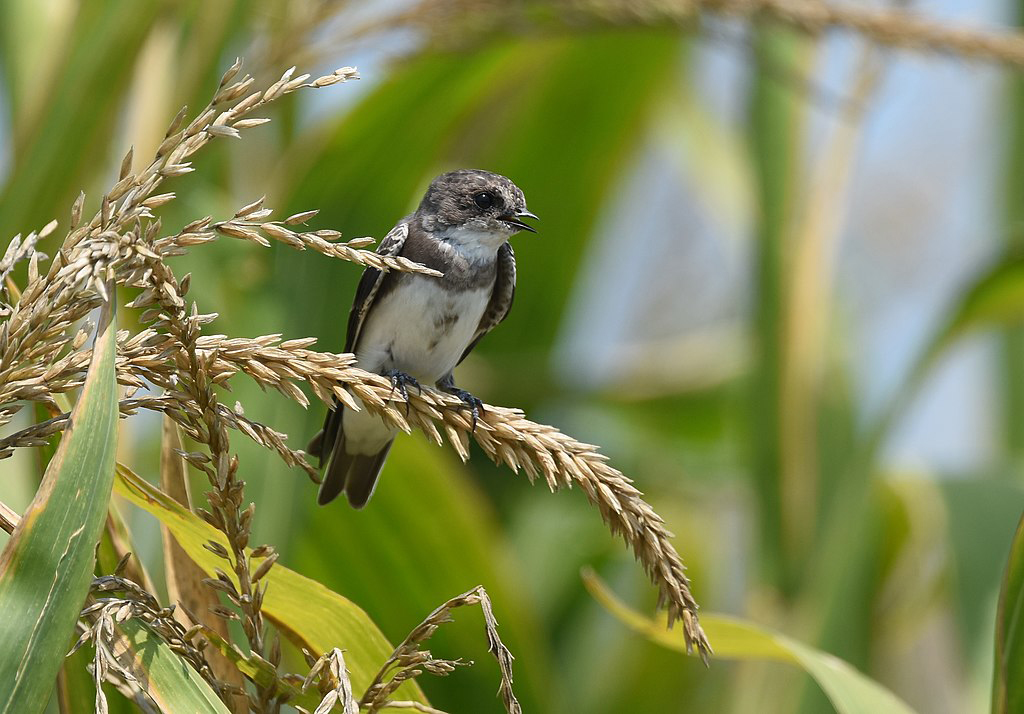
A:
[[113, 464, 428, 705], [0, 299, 118, 713], [869, 255, 1024, 457], [994, 510, 1024, 714], [929, 256, 1024, 363], [111, 619, 231, 714], [583, 571, 918, 714]]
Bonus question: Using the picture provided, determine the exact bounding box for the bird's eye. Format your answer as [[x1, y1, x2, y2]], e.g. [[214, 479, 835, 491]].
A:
[[473, 192, 494, 209]]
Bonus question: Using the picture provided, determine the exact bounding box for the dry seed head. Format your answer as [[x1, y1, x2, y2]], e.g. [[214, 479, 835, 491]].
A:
[[203, 540, 230, 559], [71, 192, 86, 229], [207, 124, 241, 139], [141, 192, 175, 209], [250, 552, 278, 582], [284, 210, 318, 225], [284, 73, 312, 92], [210, 605, 240, 621], [230, 90, 263, 117], [233, 117, 271, 129], [220, 76, 256, 104], [220, 58, 243, 87], [234, 196, 265, 218], [166, 105, 189, 135], [160, 163, 194, 178], [185, 108, 218, 138], [119, 147, 134, 180]]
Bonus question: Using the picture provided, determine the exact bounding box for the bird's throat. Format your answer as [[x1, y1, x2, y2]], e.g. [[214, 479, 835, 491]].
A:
[[440, 224, 509, 263]]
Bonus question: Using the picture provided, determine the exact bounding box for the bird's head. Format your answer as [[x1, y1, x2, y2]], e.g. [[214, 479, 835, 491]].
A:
[[418, 169, 538, 238]]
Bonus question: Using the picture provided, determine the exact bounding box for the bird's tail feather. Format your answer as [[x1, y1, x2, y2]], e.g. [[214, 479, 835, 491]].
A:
[[316, 443, 393, 507], [313, 422, 393, 508], [311, 404, 393, 507], [340, 441, 393, 508], [308, 404, 343, 469], [306, 429, 325, 463]]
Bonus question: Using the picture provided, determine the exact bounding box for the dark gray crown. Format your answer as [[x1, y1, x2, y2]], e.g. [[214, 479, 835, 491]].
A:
[[417, 169, 530, 229]]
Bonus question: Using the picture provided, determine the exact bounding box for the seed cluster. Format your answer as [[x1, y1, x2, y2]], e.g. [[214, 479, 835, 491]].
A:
[[356, 586, 519, 714]]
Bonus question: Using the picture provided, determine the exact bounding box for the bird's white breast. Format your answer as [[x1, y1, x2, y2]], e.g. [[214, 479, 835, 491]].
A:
[[354, 274, 490, 383]]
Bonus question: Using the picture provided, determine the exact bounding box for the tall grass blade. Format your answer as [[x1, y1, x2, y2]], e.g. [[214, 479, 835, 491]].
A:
[[0, 297, 118, 712]]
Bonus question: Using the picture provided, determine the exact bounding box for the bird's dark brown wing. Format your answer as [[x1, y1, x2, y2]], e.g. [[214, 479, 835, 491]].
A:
[[344, 221, 409, 352], [310, 221, 409, 472], [458, 241, 516, 365]]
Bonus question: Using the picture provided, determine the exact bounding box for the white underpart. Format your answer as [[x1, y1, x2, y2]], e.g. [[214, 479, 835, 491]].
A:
[[357, 276, 491, 380], [344, 231, 502, 455], [442, 223, 512, 262]]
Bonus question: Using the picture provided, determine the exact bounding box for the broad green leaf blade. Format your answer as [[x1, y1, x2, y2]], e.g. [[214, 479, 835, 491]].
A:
[[6, 324, 207, 714], [59, 515, 153, 714], [113, 619, 230, 714], [0, 300, 118, 713], [993, 511, 1024, 714], [583, 572, 918, 714], [113, 465, 428, 705]]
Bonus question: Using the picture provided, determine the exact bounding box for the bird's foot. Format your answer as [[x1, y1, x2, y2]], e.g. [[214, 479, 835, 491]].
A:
[[383, 369, 421, 415], [443, 386, 483, 432]]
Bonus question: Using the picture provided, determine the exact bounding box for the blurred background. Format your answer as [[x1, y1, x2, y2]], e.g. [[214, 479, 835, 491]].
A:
[[2, 0, 1024, 712]]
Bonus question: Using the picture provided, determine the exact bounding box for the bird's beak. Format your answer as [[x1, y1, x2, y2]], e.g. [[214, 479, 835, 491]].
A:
[[502, 210, 539, 233]]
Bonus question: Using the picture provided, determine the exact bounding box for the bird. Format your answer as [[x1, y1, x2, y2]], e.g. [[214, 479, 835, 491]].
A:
[[307, 169, 537, 508]]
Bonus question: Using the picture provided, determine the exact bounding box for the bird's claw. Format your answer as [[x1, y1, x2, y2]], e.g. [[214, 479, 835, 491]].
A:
[[449, 388, 483, 432], [384, 369, 421, 415]]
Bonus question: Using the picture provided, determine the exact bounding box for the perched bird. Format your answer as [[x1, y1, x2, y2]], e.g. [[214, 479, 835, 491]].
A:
[[308, 169, 537, 507]]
